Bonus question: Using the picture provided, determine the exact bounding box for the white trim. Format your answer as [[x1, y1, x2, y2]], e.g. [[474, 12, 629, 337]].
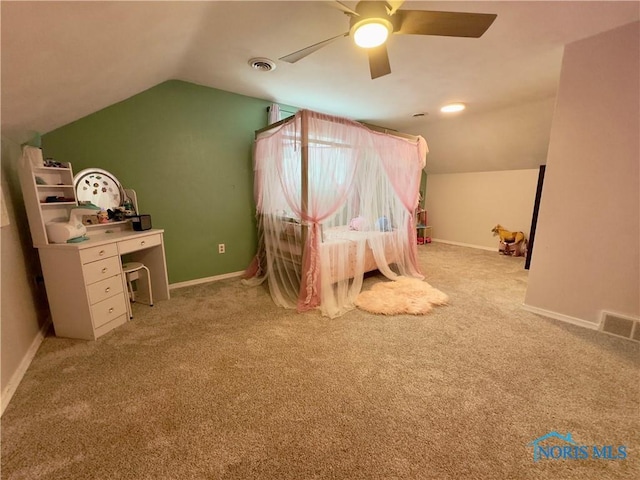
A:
[[431, 238, 496, 252], [1, 319, 51, 416], [169, 270, 244, 290], [599, 328, 639, 343], [522, 303, 600, 330]]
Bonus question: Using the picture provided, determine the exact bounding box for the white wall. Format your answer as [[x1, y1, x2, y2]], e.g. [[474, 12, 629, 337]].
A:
[[425, 169, 539, 250], [1, 136, 49, 414], [524, 22, 640, 326]]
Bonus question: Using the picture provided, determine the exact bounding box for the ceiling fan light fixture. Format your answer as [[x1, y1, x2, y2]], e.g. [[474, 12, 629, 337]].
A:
[[352, 19, 392, 48], [440, 103, 466, 113]]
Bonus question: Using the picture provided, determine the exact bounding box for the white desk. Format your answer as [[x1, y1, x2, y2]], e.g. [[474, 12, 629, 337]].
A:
[[37, 224, 170, 340]]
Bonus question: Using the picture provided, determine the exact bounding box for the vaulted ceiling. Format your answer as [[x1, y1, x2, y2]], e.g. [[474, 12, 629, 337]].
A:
[[2, 1, 638, 173]]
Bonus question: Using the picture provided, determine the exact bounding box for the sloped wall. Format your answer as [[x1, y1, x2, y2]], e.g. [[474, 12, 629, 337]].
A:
[[422, 96, 556, 174]]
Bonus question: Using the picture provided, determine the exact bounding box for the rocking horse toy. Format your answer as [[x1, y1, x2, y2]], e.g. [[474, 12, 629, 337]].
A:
[[491, 224, 527, 257]]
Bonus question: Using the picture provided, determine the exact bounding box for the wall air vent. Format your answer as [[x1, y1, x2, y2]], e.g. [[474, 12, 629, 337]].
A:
[[248, 58, 276, 72], [600, 311, 639, 342]]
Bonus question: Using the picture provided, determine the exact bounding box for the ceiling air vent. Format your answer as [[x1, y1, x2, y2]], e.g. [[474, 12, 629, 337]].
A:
[[248, 58, 276, 72]]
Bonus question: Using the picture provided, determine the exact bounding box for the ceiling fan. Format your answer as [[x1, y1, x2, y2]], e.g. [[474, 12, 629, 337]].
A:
[[279, 1, 497, 80]]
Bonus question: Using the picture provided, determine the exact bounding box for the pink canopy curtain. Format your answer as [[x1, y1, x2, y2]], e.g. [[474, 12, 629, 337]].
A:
[[246, 109, 428, 318], [373, 133, 429, 277], [291, 112, 364, 311]]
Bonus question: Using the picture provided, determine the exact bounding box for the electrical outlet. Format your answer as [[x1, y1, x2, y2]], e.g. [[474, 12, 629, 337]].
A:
[[218, 243, 225, 254]]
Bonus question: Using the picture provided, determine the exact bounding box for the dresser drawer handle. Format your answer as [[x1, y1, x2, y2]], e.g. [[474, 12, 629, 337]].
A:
[[102, 267, 108, 273], [108, 307, 114, 313], [141, 241, 146, 246], [99, 250, 105, 256], [105, 287, 111, 293]]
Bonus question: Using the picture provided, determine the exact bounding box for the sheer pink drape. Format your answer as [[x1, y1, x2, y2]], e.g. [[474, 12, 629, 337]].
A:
[[245, 110, 428, 317], [374, 133, 429, 278]]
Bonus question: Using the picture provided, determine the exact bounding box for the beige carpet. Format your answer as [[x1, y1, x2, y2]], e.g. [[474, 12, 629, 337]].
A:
[[355, 277, 448, 315], [1, 242, 638, 480]]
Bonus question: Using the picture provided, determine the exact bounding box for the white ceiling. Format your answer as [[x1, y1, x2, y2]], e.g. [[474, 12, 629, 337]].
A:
[[2, 1, 638, 171]]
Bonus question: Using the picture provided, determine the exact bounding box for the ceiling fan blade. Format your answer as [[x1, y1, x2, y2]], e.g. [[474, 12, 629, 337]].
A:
[[279, 32, 349, 63], [368, 44, 391, 80], [396, 10, 497, 38], [385, 0, 405, 16], [331, 1, 359, 16]]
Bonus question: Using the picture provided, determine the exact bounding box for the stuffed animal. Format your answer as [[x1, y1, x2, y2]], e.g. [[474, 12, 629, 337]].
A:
[[376, 216, 392, 232], [491, 224, 525, 244], [349, 216, 369, 231], [97, 210, 109, 224]]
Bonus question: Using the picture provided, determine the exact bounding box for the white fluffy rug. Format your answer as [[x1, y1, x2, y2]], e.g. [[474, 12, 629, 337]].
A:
[[355, 277, 449, 315]]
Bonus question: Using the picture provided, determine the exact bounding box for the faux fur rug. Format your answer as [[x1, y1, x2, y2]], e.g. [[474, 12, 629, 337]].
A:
[[355, 277, 449, 315]]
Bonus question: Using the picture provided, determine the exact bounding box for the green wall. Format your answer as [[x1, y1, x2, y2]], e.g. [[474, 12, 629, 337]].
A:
[[42, 80, 276, 284]]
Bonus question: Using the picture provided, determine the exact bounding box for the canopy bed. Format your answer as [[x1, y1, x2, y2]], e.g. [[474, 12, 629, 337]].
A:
[[244, 109, 428, 318]]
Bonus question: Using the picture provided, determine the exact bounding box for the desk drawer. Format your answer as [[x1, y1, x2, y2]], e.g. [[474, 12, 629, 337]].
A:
[[83, 256, 122, 286], [80, 244, 118, 264], [118, 234, 161, 255], [87, 275, 124, 305], [91, 294, 128, 329]]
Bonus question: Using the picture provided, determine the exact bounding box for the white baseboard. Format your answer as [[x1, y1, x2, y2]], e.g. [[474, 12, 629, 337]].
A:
[[431, 238, 496, 252], [1, 319, 51, 416], [522, 303, 600, 330], [169, 270, 245, 290]]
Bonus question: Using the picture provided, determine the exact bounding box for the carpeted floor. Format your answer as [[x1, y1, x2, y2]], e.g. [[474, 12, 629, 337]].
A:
[[1, 242, 638, 479]]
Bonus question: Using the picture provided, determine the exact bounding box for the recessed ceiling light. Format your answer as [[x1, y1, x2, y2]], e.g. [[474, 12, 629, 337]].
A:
[[440, 103, 466, 113], [248, 58, 276, 72]]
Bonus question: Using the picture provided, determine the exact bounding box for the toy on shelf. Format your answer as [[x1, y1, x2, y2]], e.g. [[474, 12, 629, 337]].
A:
[[97, 210, 109, 224]]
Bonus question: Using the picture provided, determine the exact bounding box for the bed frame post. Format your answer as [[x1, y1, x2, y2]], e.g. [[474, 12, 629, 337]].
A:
[[301, 110, 309, 248]]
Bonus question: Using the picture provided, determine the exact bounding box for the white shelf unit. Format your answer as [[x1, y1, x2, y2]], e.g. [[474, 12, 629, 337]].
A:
[[19, 162, 78, 247], [415, 208, 432, 244]]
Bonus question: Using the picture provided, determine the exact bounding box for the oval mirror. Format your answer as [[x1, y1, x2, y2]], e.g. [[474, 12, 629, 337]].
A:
[[74, 168, 124, 211]]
